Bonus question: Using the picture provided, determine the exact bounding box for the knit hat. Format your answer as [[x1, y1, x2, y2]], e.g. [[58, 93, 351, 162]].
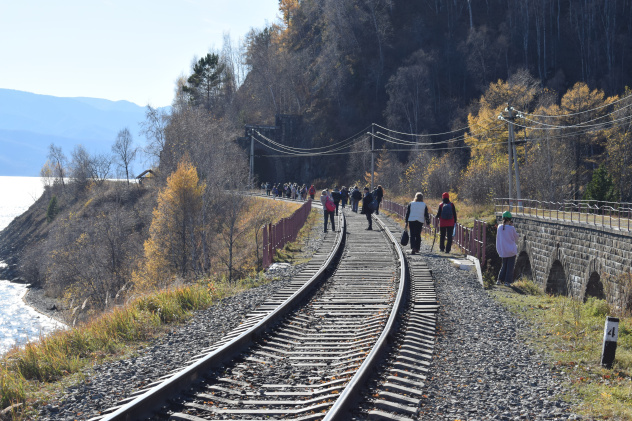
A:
[[442, 192, 449, 199]]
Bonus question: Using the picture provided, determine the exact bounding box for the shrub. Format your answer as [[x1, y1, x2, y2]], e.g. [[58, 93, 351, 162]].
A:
[[585, 297, 610, 317], [512, 278, 543, 296]]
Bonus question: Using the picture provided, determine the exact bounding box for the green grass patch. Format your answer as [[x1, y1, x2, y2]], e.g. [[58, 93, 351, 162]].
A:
[[490, 286, 632, 419]]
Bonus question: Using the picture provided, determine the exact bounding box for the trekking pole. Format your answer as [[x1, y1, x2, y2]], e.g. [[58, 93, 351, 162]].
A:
[[430, 225, 437, 252]]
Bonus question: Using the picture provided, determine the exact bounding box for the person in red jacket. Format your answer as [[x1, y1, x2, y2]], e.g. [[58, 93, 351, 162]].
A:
[[436, 192, 457, 253], [308, 185, 316, 200]]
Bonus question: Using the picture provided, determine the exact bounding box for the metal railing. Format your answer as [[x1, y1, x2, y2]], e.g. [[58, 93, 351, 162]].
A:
[[382, 199, 487, 266], [262, 199, 312, 268], [494, 198, 632, 232], [454, 219, 487, 266]]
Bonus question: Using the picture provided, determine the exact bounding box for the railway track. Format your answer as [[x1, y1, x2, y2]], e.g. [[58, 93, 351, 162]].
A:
[[92, 201, 437, 421]]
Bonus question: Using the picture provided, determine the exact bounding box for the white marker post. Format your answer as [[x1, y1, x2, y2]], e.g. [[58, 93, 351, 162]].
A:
[[601, 316, 619, 369]]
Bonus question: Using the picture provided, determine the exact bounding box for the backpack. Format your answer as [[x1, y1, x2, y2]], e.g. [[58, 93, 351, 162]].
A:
[[369, 195, 378, 211], [441, 203, 453, 220], [352, 190, 362, 200], [325, 196, 336, 212]]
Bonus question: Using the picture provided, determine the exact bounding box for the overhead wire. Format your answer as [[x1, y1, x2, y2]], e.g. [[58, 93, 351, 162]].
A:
[[373, 114, 496, 137], [252, 99, 632, 158], [513, 91, 632, 118], [252, 126, 369, 153], [375, 121, 505, 146], [513, 100, 632, 130], [253, 130, 367, 156]]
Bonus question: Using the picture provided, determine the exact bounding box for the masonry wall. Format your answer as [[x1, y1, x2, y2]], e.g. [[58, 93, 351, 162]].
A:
[[497, 215, 632, 305]]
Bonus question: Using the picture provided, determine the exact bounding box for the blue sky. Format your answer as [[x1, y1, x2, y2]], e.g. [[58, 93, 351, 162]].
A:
[[0, 0, 280, 107]]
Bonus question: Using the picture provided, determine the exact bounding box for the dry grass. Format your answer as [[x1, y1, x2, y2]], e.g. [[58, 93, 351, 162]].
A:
[[492, 286, 632, 419]]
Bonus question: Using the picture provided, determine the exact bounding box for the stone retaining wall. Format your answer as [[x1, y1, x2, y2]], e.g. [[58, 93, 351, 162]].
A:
[[497, 214, 632, 306]]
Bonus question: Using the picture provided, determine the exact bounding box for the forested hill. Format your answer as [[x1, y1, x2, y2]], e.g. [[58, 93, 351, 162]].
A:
[[163, 0, 632, 203], [235, 0, 632, 138]]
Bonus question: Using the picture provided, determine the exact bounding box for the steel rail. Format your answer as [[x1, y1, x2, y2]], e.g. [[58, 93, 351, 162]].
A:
[[324, 213, 409, 420], [100, 212, 346, 421]]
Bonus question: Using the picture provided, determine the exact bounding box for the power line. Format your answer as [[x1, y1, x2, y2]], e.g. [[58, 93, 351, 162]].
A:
[[253, 131, 367, 156], [515, 104, 632, 130], [252, 126, 369, 153], [375, 122, 505, 146], [373, 115, 496, 137], [513, 92, 632, 119]]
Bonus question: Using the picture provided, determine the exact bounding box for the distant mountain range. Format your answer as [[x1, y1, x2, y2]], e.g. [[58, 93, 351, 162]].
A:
[[0, 89, 168, 176]]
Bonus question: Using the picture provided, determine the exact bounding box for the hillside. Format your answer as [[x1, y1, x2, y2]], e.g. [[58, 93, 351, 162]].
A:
[[155, 1, 632, 202]]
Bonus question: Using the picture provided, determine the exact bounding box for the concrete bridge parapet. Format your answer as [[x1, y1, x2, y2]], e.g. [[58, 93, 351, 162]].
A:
[[497, 214, 632, 308]]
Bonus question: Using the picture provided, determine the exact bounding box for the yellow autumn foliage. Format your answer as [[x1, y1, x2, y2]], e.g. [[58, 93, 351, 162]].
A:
[[134, 158, 206, 291]]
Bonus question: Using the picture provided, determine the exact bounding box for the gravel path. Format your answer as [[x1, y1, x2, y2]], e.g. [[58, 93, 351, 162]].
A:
[[411, 232, 581, 420], [36, 214, 325, 421]]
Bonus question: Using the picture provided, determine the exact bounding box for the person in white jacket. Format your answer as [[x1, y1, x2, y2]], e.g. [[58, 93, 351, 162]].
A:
[[496, 211, 520, 286]]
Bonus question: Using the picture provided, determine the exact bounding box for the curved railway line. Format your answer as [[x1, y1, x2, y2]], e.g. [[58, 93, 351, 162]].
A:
[[92, 199, 438, 421]]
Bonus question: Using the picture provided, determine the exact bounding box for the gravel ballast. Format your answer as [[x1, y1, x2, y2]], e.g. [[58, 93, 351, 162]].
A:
[[410, 231, 581, 419]]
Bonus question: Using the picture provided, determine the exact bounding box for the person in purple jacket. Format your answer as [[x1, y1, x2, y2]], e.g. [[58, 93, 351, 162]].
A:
[[496, 211, 520, 286]]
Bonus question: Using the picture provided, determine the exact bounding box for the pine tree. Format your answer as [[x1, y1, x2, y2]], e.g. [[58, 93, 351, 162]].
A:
[[46, 196, 59, 223], [583, 164, 619, 204]]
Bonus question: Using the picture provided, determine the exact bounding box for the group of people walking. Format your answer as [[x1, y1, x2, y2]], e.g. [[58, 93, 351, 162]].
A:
[[262, 182, 316, 201], [404, 191, 456, 254], [320, 185, 384, 232], [317, 184, 519, 287]]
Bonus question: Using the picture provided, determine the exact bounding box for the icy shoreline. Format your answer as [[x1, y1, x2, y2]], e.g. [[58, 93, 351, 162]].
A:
[[0, 177, 64, 355], [0, 279, 66, 355]]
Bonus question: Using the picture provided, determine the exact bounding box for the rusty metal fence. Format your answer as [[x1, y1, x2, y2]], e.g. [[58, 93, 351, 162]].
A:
[[494, 198, 632, 232], [262, 199, 312, 268], [382, 199, 487, 266]]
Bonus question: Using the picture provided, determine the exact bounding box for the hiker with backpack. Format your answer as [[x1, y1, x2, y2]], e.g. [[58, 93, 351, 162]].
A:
[[351, 186, 361, 212], [361, 187, 374, 230], [436, 192, 457, 253], [405, 192, 431, 255], [308, 184, 316, 200], [320, 189, 336, 232]]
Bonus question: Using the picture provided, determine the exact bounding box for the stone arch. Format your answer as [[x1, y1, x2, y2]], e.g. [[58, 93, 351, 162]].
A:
[[513, 251, 533, 281], [584, 272, 605, 301], [546, 260, 568, 295]]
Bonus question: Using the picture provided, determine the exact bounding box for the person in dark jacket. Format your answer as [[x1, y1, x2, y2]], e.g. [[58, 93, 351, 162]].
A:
[[361, 187, 374, 230], [405, 192, 430, 254], [331, 187, 342, 215], [436, 192, 457, 253], [374, 185, 384, 215], [340, 186, 349, 209], [351, 186, 362, 212]]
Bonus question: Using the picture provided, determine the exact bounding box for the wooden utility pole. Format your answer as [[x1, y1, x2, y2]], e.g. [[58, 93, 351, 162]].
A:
[[501, 105, 522, 209], [507, 116, 513, 208], [370, 123, 375, 190], [249, 131, 254, 189]]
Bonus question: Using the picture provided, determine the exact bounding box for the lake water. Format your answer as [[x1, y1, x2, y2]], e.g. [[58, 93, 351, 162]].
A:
[[0, 176, 65, 355]]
